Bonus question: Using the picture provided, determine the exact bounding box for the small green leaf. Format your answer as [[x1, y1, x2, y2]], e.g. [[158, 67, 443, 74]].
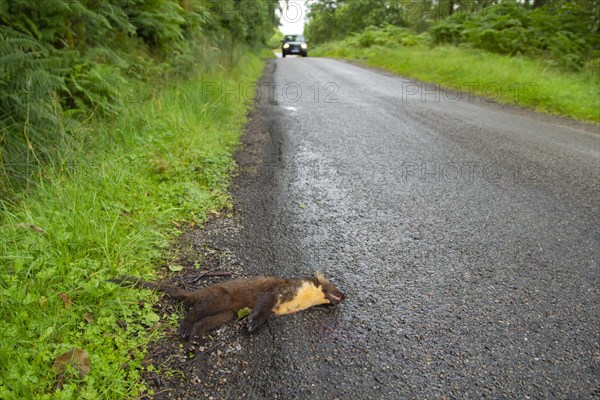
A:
[[237, 307, 251, 319], [145, 312, 160, 323], [83, 312, 94, 323], [168, 265, 184, 272], [40, 326, 54, 341], [38, 296, 48, 309]]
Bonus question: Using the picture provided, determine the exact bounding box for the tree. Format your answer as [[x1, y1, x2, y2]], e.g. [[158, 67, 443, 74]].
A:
[[305, 0, 408, 43]]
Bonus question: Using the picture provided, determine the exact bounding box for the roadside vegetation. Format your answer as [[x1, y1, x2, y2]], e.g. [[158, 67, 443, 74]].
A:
[[306, 0, 600, 122], [0, 1, 276, 398], [268, 26, 286, 50]]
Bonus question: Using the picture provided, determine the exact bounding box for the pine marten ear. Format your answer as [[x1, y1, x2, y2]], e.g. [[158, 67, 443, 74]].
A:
[[306, 271, 326, 287], [314, 271, 329, 285], [308, 275, 321, 287], [314, 271, 346, 304]]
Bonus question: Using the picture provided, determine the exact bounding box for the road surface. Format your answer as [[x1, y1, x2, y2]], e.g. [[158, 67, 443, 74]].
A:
[[159, 57, 600, 399]]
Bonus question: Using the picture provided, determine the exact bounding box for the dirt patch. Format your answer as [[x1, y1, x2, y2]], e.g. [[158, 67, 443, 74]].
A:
[[139, 60, 277, 400]]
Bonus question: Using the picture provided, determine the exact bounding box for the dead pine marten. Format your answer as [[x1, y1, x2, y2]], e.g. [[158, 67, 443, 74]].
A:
[[109, 272, 345, 340]]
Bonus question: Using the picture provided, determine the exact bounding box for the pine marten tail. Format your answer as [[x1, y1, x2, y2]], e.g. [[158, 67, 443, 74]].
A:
[[108, 276, 196, 304]]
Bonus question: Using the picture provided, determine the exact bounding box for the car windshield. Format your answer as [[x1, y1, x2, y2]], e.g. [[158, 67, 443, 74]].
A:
[[284, 35, 305, 42]]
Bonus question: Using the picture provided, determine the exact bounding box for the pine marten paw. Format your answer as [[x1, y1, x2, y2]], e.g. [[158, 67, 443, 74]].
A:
[[244, 317, 261, 332], [177, 322, 192, 339]]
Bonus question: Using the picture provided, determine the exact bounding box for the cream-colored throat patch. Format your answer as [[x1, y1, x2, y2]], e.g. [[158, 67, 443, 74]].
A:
[[272, 281, 328, 315]]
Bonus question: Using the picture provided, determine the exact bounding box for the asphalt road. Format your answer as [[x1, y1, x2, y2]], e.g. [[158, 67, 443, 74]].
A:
[[181, 58, 599, 399]]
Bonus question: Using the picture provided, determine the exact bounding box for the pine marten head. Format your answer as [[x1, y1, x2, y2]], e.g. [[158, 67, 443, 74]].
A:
[[312, 272, 346, 305]]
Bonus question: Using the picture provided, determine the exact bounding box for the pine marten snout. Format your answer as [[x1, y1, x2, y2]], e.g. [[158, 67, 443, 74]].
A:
[[110, 272, 345, 340]]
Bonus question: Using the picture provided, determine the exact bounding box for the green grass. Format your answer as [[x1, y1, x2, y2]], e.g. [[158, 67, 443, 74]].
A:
[[0, 52, 264, 399], [313, 42, 600, 123]]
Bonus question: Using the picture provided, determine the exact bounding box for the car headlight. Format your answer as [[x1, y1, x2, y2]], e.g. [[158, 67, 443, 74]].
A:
[[283, 43, 290, 49], [301, 43, 307, 49]]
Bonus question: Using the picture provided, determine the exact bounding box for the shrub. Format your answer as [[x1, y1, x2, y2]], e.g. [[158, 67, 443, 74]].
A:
[[345, 24, 427, 48], [430, 2, 599, 70], [0, 0, 277, 192]]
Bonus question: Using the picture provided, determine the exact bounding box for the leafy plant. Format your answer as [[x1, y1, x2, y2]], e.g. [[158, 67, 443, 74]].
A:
[[0, 0, 279, 192], [430, 1, 599, 70], [345, 24, 427, 48]]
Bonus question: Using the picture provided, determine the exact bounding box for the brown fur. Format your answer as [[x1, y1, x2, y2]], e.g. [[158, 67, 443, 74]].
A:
[[110, 273, 345, 339]]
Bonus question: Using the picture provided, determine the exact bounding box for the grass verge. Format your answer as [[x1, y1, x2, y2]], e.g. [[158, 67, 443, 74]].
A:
[[312, 43, 600, 123], [0, 52, 263, 399]]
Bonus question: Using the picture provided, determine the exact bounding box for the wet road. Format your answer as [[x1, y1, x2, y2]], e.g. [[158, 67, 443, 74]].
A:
[[201, 58, 599, 398]]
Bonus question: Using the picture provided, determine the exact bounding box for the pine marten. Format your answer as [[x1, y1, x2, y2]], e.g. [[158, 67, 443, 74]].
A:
[[110, 272, 345, 340]]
